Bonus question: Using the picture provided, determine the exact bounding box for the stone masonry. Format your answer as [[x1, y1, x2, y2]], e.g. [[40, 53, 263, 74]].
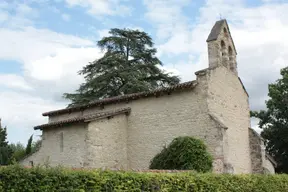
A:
[[20, 19, 276, 174]]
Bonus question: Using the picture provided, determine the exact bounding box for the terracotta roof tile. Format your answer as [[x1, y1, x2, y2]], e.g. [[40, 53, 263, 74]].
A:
[[34, 107, 131, 130], [43, 80, 198, 117]]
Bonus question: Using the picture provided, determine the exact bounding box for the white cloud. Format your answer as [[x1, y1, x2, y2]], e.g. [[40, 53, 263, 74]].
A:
[[0, 1, 8, 9], [0, 91, 64, 144], [0, 26, 94, 65], [0, 9, 103, 143], [0, 25, 103, 102], [151, 0, 288, 114], [0, 74, 33, 90], [98, 29, 110, 39], [143, 0, 191, 40], [64, 0, 132, 17], [0, 2, 37, 28], [0, 10, 8, 22], [16, 4, 34, 15], [61, 13, 70, 21], [29, 47, 102, 81]]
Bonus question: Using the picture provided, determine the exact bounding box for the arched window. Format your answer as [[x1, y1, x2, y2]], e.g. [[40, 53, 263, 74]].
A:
[[228, 46, 234, 71], [228, 46, 233, 57], [223, 27, 228, 37], [221, 40, 226, 56], [221, 40, 226, 48]]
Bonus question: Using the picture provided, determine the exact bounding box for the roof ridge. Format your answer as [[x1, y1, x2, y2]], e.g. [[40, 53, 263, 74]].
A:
[[35, 107, 131, 130], [42, 80, 198, 117]]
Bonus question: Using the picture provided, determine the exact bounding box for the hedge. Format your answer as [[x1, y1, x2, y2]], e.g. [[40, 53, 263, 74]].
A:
[[149, 136, 213, 172], [0, 165, 288, 192]]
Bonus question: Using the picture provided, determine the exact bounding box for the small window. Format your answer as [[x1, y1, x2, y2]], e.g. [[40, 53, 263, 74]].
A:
[[221, 40, 226, 57], [223, 27, 228, 36], [60, 132, 64, 152], [221, 40, 226, 49], [228, 46, 233, 56]]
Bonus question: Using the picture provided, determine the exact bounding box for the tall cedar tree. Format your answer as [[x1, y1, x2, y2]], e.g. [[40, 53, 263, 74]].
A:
[[63, 28, 180, 107], [0, 119, 12, 165], [251, 67, 288, 173]]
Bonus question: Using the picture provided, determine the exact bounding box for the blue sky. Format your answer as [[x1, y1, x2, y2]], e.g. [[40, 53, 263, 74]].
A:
[[0, 0, 287, 145]]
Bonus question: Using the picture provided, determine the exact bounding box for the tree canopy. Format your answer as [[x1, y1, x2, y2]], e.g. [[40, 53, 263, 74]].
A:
[[9, 136, 41, 162], [63, 28, 180, 107], [251, 67, 288, 173]]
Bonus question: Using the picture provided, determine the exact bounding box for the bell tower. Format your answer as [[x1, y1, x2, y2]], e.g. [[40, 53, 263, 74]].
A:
[[206, 19, 238, 75]]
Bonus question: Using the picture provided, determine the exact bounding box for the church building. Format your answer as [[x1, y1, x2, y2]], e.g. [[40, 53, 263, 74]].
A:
[[21, 20, 276, 174]]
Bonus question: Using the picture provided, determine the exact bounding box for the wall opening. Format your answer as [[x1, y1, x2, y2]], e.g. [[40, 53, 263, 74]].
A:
[[221, 40, 226, 56], [60, 132, 64, 152], [223, 27, 228, 37], [29, 161, 34, 167], [228, 46, 233, 58], [228, 46, 234, 71]]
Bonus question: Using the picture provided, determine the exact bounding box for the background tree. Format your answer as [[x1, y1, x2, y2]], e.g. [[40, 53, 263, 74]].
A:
[[25, 135, 33, 155], [9, 139, 41, 163], [251, 66, 288, 173], [149, 136, 213, 172], [9, 143, 25, 162], [0, 119, 12, 165], [63, 28, 180, 107]]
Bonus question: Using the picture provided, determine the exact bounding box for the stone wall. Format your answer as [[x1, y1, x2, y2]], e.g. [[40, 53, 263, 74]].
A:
[[22, 65, 252, 173], [264, 156, 275, 174], [206, 66, 252, 174], [205, 20, 252, 174], [249, 128, 276, 174], [20, 123, 88, 167], [37, 73, 228, 172], [86, 77, 225, 171], [85, 114, 128, 169], [249, 128, 264, 174]]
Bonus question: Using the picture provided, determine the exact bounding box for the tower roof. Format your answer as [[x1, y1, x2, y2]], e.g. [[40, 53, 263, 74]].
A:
[[206, 19, 226, 42], [206, 19, 237, 54]]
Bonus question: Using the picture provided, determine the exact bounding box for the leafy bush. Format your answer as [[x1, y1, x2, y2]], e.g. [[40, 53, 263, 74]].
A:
[[0, 165, 288, 192], [149, 136, 213, 172]]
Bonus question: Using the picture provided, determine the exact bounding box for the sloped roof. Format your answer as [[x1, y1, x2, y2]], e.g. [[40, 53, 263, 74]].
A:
[[206, 19, 226, 42], [42, 81, 198, 117], [206, 19, 237, 55], [35, 107, 131, 130]]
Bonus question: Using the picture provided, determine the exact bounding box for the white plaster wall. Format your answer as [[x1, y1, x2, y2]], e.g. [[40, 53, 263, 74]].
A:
[[207, 66, 252, 173], [85, 114, 128, 169], [20, 124, 87, 167]]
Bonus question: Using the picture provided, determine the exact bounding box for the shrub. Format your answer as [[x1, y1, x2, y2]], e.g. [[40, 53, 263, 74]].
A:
[[0, 165, 288, 192], [149, 136, 213, 172]]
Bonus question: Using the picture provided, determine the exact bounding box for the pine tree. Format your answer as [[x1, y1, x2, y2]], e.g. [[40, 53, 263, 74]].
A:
[[63, 28, 180, 107], [0, 119, 12, 165]]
